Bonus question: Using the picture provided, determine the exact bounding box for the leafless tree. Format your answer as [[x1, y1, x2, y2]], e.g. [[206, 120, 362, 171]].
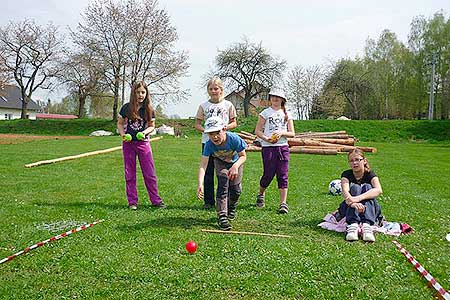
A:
[[126, 0, 189, 106], [212, 38, 286, 117], [286, 65, 324, 120], [59, 49, 105, 118], [73, 0, 189, 121], [0, 19, 62, 118], [0, 55, 12, 90], [323, 59, 372, 120]]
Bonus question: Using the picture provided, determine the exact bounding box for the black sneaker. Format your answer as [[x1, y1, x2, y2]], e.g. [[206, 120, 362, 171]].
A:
[[256, 194, 265, 208], [278, 203, 289, 214], [218, 215, 232, 231], [203, 203, 214, 210], [153, 201, 167, 209], [228, 207, 237, 220]]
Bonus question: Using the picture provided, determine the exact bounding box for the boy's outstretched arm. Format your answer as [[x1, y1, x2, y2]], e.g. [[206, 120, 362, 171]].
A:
[[197, 156, 209, 199]]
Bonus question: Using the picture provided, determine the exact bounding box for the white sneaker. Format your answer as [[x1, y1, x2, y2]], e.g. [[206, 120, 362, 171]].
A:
[[129, 205, 137, 210], [362, 223, 375, 242], [346, 223, 359, 241]]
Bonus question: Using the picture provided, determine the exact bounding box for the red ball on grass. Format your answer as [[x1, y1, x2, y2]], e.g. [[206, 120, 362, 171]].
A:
[[185, 241, 198, 253]]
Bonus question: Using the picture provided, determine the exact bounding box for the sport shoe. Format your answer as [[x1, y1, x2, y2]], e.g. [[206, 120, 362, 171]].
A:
[[152, 201, 167, 209], [218, 215, 232, 231], [203, 203, 214, 210], [362, 223, 375, 242], [346, 223, 359, 241], [278, 203, 289, 214], [228, 207, 237, 220], [129, 205, 138, 210], [256, 194, 265, 208]]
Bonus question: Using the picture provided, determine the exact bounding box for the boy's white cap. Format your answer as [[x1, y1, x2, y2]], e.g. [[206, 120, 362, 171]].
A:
[[204, 116, 225, 133], [268, 89, 287, 101]]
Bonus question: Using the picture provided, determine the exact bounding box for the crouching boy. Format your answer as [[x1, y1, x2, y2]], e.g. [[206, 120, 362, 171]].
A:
[[197, 116, 247, 230]]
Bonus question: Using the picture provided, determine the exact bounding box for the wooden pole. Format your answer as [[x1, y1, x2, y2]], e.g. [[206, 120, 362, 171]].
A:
[[25, 136, 163, 168], [201, 229, 292, 238], [289, 147, 339, 155]]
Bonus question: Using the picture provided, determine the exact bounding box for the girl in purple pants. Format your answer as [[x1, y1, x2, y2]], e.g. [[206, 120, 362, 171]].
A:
[[117, 81, 166, 210], [254, 89, 295, 214]]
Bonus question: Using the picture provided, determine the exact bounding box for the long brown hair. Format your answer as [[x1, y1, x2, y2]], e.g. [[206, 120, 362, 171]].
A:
[[348, 148, 371, 172], [129, 81, 154, 122], [281, 99, 288, 122]]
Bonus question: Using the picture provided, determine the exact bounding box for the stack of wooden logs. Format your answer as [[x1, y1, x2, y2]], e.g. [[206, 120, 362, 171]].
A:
[[237, 130, 377, 155]]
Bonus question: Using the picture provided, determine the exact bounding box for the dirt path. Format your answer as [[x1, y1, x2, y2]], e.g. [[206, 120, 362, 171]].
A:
[[0, 134, 87, 144]]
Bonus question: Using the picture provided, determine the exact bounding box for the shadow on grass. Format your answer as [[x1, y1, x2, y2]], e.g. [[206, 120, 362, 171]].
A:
[[116, 216, 217, 231], [32, 201, 125, 210], [289, 217, 344, 238]]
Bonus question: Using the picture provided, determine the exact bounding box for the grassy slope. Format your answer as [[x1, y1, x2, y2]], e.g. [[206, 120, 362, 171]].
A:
[[0, 135, 449, 299], [0, 118, 449, 143]]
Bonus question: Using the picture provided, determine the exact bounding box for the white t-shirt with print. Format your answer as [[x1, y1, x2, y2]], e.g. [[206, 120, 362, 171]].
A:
[[196, 99, 237, 143], [259, 107, 293, 147]]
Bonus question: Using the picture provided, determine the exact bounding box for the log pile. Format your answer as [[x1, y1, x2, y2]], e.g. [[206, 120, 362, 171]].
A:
[[238, 130, 377, 155]]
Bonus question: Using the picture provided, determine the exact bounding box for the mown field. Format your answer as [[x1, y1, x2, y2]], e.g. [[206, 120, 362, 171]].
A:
[[0, 119, 449, 299]]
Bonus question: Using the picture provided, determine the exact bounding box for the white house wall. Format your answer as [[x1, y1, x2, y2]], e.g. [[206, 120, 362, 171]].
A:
[[0, 108, 37, 120]]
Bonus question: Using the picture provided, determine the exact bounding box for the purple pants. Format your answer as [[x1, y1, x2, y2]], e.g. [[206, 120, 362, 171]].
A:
[[122, 141, 162, 206], [259, 145, 290, 189]]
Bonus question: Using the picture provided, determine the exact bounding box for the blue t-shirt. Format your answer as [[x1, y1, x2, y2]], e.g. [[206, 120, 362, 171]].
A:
[[119, 103, 155, 141], [203, 132, 247, 164]]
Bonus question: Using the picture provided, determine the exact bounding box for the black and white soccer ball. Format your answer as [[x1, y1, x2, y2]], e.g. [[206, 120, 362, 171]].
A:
[[328, 179, 342, 196]]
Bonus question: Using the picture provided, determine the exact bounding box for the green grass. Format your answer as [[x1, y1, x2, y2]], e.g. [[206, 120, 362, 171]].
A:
[[0, 134, 449, 299], [1, 118, 449, 143]]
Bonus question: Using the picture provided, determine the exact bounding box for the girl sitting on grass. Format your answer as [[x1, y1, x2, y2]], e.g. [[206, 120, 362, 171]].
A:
[[339, 149, 383, 242]]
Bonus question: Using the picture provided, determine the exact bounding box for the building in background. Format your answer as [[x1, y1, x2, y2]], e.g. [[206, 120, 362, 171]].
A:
[[224, 82, 269, 116], [0, 85, 41, 120]]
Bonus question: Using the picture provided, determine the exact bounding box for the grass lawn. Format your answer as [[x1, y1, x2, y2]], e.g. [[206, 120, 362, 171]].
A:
[[0, 134, 449, 299]]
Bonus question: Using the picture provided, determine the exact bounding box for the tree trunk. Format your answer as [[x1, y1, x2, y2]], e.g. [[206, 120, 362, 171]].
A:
[[112, 75, 120, 122], [243, 94, 251, 117], [20, 90, 28, 119], [78, 94, 86, 118]]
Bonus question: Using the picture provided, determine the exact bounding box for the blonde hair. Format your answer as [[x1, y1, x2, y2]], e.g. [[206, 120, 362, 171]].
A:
[[348, 148, 371, 172], [207, 76, 224, 101], [129, 81, 154, 122], [207, 76, 224, 90]]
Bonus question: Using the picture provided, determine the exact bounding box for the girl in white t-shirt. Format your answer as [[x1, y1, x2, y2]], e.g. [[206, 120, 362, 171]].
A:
[[254, 89, 295, 214], [194, 76, 237, 209]]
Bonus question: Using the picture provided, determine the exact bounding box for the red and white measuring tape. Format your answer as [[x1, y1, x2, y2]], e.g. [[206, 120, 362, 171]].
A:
[[0, 219, 104, 265], [393, 240, 450, 300]]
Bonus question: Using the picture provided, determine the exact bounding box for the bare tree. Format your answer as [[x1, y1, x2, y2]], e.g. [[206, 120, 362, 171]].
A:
[[323, 59, 372, 120], [59, 49, 104, 118], [0, 19, 62, 118], [73, 0, 129, 121], [126, 0, 189, 106], [212, 38, 286, 117], [286, 65, 324, 120], [73, 0, 189, 121], [0, 55, 12, 90]]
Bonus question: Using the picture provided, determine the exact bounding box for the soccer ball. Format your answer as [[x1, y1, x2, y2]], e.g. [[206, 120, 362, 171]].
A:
[[328, 179, 342, 196]]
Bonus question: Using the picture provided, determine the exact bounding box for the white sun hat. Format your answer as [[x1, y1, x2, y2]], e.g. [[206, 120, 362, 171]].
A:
[[268, 89, 287, 100], [204, 116, 225, 133]]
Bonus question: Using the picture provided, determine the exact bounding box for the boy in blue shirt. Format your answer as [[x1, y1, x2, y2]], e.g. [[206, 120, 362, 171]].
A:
[[197, 116, 247, 230]]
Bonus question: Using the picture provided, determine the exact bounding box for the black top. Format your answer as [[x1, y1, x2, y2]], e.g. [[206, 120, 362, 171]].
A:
[[119, 103, 155, 141], [341, 169, 377, 185]]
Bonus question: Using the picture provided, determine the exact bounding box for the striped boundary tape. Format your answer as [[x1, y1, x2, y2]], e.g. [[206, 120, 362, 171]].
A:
[[0, 219, 104, 265], [393, 240, 450, 300]]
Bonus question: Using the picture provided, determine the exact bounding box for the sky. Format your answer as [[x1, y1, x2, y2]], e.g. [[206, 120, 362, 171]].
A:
[[1, 0, 449, 117]]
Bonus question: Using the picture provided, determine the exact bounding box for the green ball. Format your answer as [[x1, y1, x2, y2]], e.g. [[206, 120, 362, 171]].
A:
[[124, 134, 132, 141], [136, 132, 145, 140]]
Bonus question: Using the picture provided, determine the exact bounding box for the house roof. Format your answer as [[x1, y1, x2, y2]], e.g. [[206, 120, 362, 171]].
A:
[[36, 113, 78, 119], [0, 85, 41, 110]]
